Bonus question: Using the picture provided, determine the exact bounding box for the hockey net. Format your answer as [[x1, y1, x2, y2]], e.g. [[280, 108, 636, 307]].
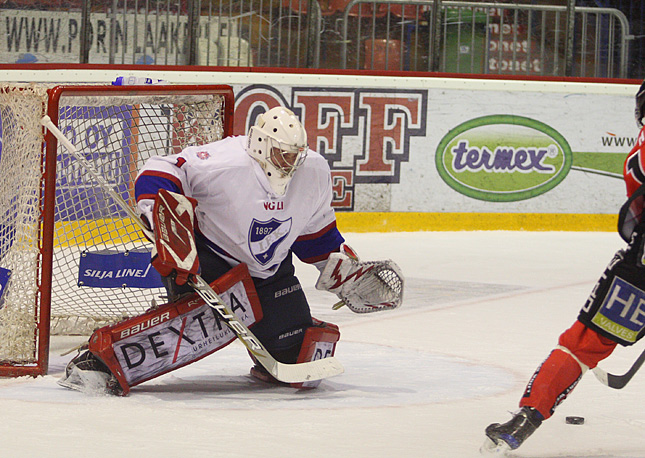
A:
[[0, 83, 234, 376]]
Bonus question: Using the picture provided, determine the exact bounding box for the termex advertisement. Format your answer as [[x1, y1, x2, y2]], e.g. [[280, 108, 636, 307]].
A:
[[224, 77, 634, 218]]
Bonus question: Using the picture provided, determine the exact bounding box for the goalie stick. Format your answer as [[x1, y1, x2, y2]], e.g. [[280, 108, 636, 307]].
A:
[[592, 347, 645, 389], [41, 115, 344, 384]]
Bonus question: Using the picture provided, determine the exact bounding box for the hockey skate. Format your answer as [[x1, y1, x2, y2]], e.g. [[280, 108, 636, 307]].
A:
[[481, 407, 543, 454], [58, 350, 124, 396]]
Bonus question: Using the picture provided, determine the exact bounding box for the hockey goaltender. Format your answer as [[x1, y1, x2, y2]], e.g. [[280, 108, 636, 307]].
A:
[[58, 106, 404, 396]]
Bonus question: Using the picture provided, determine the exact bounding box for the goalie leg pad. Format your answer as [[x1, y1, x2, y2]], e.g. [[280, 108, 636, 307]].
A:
[[250, 318, 340, 389], [81, 263, 262, 395], [292, 318, 340, 389]]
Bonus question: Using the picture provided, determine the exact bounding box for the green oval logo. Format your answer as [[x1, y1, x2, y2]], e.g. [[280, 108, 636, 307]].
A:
[[435, 115, 572, 202]]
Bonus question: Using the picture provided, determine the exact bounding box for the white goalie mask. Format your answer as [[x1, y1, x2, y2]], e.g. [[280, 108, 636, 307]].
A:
[[246, 106, 308, 195]]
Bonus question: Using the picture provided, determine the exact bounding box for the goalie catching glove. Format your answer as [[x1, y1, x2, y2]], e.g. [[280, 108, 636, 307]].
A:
[[150, 189, 200, 285], [315, 245, 404, 313]]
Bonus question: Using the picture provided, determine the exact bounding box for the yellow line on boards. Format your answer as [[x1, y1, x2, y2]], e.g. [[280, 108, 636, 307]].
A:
[[335, 212, 618, 232], [53, 213, 618, 247], [54, 219, 146, 246]]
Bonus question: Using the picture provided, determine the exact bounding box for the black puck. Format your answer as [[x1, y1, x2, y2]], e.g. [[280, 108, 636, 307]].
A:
[[565, 416, 585, 425]]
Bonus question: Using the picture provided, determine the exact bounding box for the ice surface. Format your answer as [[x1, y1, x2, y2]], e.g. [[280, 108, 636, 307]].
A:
[[2, 231, 645, 458]]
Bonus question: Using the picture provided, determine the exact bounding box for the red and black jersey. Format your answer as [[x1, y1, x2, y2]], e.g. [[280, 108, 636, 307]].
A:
[[619, 126, 645, 241], [623, 127, 645, 198]]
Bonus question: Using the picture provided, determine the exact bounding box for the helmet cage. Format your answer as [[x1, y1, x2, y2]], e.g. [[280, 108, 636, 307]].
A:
[[266, 135, 308, 177]]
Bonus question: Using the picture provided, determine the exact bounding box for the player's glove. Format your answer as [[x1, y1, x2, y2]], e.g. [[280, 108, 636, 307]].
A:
[[315, 245, 404, 313]]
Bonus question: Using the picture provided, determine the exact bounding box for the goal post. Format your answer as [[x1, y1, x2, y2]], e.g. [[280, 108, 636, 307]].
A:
[[0, 83, 234, 377]]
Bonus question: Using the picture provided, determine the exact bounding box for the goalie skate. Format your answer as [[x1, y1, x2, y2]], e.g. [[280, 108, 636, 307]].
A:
[[58, 351, 123, 396]]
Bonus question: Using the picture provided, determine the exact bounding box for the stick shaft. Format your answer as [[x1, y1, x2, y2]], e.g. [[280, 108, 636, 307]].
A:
[[592, 347, 645, 389]]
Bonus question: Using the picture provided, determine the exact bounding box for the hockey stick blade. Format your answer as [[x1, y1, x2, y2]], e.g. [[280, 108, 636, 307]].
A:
[[189, 275, 344, 383], [592, 347, 645, 389], [41, 115, 344, 384]]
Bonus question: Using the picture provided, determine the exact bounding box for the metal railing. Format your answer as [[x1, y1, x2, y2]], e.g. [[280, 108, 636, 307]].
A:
[[0, 0, 635, 78], [339, 1, 633, 77]]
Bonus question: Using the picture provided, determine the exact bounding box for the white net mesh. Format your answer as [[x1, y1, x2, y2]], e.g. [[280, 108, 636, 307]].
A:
[[0, 83, 229, 367], [0, 84, 48, 363]]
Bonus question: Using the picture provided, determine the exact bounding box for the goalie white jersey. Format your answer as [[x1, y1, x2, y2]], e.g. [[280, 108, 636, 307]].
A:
[[135, 135, 344, 279]]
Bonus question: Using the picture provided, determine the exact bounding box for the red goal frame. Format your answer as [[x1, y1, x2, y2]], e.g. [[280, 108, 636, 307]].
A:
[[0, 83, 234, 377]]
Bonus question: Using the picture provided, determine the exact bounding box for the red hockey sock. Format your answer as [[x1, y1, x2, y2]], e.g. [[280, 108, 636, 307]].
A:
[[520, 321, 617, 419], [519, 348, 581, 419]]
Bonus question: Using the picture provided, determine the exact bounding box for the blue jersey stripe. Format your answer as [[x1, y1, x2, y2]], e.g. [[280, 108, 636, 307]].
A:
[[292, 226, 344, 263], [135, 172, 182, 202]]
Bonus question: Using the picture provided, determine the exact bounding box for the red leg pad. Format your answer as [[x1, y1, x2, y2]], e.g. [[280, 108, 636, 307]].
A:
[[291, 318, 340, 389], [249, 318, 340, 389], [88, 263, 262, 395]]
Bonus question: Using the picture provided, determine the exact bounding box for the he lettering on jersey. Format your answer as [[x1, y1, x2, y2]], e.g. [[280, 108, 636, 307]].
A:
[[591, 277, 645, 343]]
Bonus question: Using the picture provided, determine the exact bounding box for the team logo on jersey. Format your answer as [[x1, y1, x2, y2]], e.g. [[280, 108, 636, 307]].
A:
[[591, 276, 645, 344], [248, 218, 292, 265], [196, 151, 210, 160]]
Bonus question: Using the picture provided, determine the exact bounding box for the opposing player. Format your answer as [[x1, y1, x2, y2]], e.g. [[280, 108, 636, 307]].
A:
[[59, 106, 403, 395], [482, 80, 645, 453]]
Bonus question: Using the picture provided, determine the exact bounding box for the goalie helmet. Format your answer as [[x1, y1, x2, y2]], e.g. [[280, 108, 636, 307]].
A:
[[247, 106, 308, 195]]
